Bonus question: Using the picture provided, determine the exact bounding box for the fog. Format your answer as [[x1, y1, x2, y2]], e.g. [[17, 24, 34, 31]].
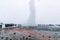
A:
[[0, 0, 60, 24]]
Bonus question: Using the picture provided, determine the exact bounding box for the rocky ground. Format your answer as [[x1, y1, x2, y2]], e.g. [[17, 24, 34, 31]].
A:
[[0, 28, 60, 40]]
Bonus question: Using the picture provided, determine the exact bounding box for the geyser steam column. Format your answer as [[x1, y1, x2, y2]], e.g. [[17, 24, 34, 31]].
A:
[[27, 0, 36, 26]]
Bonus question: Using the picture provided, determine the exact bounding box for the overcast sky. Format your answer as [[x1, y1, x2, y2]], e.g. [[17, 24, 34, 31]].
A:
[[0, 0, 60, 24]]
